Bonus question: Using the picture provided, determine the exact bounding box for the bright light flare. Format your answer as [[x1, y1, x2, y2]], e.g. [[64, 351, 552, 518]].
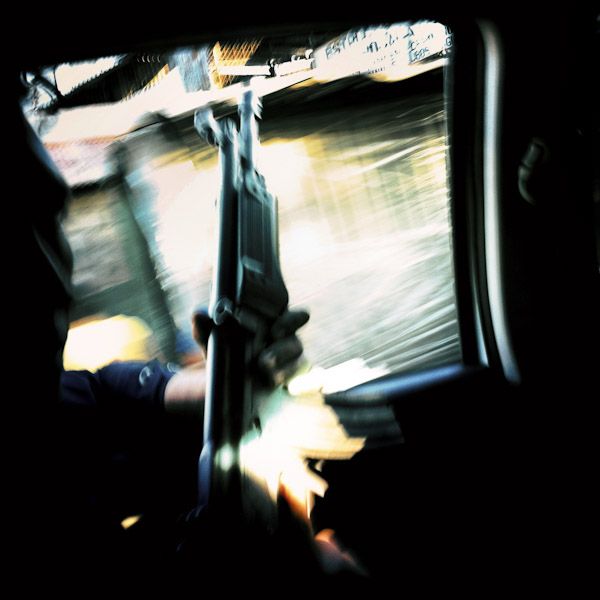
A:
[[241, 434, 326, 522], [63, 315, 153, 371], [216, 444, 236, 471], [54, 58, 122, 95], [239, 385, 367, 521], [259, 140, 311, 205], [288, 359, 389, 395], [120, 514, 142, 530], [240, 360, 391, 519]]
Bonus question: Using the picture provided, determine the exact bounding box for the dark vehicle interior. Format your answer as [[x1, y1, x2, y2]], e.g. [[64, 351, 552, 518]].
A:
[[14, 7, 598, 594]]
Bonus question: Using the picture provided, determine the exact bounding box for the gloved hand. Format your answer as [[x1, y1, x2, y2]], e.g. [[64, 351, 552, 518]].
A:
[[191, 308, 310, 386], [257, 308, 310, 386]]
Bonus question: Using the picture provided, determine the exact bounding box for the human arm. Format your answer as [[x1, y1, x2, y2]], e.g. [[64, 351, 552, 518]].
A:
[[163, 366, 206, 418]]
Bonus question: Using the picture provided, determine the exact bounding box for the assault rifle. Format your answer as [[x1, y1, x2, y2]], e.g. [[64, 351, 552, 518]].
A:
[[190, 87, 402, 579], [194, 88, 292, 532]]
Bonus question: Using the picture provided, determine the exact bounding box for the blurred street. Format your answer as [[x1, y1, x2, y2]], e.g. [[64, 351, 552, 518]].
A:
[[264, 78, 459, 376]]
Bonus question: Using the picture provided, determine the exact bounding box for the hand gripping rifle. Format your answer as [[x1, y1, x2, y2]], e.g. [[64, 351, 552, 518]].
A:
[[194, 89, 291, 533]]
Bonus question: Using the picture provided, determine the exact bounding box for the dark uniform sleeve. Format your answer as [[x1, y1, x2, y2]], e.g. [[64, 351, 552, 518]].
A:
[[60, 359, 175, 413], [57, 360, 198, 536]]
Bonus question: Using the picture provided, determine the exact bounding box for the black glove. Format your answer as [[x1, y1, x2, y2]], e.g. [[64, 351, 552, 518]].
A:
[[257, 309, 310, 386], [192, 308, 309, 386]]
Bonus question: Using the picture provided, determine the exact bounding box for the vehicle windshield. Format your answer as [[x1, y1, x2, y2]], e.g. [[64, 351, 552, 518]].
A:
[[22, 21, 459, 391]]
